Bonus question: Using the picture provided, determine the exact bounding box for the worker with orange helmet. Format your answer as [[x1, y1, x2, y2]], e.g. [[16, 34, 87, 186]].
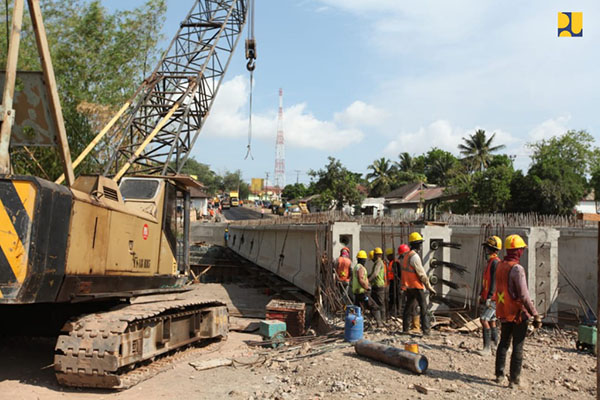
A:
[[401, 232, 436, 335], [367, 247, 386, 327], [494, 234, 541, 388], [334, 247, 352, 302], [478, 236, 502, 356]]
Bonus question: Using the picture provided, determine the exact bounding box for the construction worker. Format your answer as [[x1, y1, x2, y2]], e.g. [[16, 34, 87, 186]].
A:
[[385, 248, 397, 318], [352, 250, 382, 326], [494, 234, 542, 388], [478, 236, 502, 356], [368, 247, 386, 326], [396, 244, 410, 318], [367, 250, 375, 276], [401, 232, 436, 335], [334, 247, 352, 302]]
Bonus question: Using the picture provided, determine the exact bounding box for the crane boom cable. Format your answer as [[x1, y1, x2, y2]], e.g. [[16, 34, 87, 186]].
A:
[[244, 0, 255, 160]]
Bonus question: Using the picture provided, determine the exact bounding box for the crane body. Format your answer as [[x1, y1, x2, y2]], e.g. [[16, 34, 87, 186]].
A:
[[0, 0, 254, 389]]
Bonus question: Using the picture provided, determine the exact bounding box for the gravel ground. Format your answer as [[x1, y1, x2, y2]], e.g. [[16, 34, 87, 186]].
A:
[[0, 324, 595, 400]]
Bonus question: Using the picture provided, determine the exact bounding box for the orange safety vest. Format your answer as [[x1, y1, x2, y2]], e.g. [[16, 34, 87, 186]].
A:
[[386, 260, 395, 285], [495, 260, 526, 323], [480, 254, 499, 301], [336, 256, 352, 282], [400, 251, 424, 290]]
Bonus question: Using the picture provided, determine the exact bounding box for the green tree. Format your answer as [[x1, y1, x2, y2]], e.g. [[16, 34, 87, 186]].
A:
[[423, 148, 459, 186], [471, 164, 514, 212], [2, 0, 166, 179], [282, 183, 308, 200], [366, 157, 396, 197], [524, 130, 593, 214], [458, 129, 506, 172], [308, 157, 364, 210], [173, 157, 221, 194]]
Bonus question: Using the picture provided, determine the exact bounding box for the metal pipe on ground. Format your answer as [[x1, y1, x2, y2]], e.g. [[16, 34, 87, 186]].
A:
[[354, 340, 428, 374]]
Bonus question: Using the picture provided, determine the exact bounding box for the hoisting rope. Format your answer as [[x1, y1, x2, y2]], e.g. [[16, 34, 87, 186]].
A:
[[4, 0, 8, 52], [244, 0, 256, 160]]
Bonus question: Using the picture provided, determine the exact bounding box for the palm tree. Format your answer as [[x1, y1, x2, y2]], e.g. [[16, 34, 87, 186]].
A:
[[429, 153, 457, 186], [458, 129, 506, 172], [397, 152, 415, 172], [367, 157, 395, 196]]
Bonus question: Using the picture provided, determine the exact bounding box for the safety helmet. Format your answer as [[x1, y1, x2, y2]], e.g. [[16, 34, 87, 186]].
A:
[[357, 250, 367, 259], [504, 234, 527, 250], [368, 250, 375, 260], [398, 244, 410, 255], [409, 232, 423, 243], [374, 247, 383, 255], [341, 246, 350, 254], [482, 236, 502, 251], [225, 228, 229, 232], [385, 248, 394, 256]]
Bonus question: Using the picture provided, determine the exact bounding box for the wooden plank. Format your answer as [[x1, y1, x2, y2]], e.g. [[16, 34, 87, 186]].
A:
[[28, 0, 75, 185], [0, 0, 25, 173], [577, 213, 600, 222]]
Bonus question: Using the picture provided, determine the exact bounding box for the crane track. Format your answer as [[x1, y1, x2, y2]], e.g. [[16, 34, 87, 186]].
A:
[[54, 289, 228, 389]]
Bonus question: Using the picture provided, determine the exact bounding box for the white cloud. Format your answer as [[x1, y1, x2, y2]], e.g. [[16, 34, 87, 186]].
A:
[[333, 100, 388, 128], [528, 115, 572, 142], [384, 120, 515, 158], [201, 75, 367, 151]]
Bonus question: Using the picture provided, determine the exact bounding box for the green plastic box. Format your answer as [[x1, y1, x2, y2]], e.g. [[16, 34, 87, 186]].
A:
[[577, 325, 597, 354], [258, 320, 286, 339]]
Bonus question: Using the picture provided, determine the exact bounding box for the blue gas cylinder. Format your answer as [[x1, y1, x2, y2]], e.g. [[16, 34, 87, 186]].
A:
[[344, 305, 364, 342]]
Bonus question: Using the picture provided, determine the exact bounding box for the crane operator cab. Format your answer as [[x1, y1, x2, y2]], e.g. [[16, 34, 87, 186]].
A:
[[0, 174, 197, 304]]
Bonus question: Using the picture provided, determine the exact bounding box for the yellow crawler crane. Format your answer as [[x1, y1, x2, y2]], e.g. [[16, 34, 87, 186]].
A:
[[0, 0, 256, 389]]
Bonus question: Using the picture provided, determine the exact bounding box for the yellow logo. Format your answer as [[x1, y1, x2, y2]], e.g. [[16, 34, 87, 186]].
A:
[[558, 12, 582, 37], [497, 291, 505, 304]]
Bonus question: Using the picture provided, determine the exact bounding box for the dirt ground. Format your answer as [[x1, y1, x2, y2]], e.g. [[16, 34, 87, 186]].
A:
[[0, 284, 596, 399]]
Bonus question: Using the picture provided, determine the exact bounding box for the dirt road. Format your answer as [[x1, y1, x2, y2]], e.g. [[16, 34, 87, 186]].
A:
[[0, 283, 595, 399]]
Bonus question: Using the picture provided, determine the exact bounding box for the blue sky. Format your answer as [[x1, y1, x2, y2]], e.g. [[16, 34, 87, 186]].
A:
[[102, 0, 600, 186]]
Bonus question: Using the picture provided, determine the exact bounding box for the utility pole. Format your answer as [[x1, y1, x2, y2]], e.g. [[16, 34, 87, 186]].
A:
[[264, 171, 269, 200], [274, 88, 285, 189], [295, 170, 301, 184]]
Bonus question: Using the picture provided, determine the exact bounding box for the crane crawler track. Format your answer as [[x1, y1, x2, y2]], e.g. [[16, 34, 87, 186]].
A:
[[54, 290, 228, 389]]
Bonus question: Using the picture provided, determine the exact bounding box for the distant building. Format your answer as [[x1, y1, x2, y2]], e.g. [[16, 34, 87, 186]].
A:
[[361, 197, 386, 217], [190, 187, 210, 218], [383, 182, 446, 217], [575, 191, 597, 214]]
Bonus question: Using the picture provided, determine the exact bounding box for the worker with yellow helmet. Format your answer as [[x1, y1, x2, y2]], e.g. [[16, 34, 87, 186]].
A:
[[478, 236, 502, 356], [352, 250, 380, 324], [368, 247, 386, 327], [494, 234, 541, 388], [400, 232, 436, 335]]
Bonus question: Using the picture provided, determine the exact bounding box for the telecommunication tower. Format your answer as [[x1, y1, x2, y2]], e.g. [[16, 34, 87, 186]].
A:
[[274, 88, 286, 189]]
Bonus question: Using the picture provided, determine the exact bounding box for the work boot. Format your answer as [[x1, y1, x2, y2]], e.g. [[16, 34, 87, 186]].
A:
[[509, 376, 526, 389], [374, 310, 383, 328], [491, 326, 499, 346], [495, 375, 506, 385], [412, 315, 421, 331], [478, 328, 492, 356]]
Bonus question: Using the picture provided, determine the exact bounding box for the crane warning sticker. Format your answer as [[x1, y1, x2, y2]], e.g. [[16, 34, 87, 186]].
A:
[[142, 224, 149, 240]]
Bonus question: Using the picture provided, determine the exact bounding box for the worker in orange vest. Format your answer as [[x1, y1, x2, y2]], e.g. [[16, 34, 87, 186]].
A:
[[334, 247, 352, 303], [494, 234, 542, 388], [384, 248, 398, 319], [478, 236, 502, 355], [401, 232, 436, 335]]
